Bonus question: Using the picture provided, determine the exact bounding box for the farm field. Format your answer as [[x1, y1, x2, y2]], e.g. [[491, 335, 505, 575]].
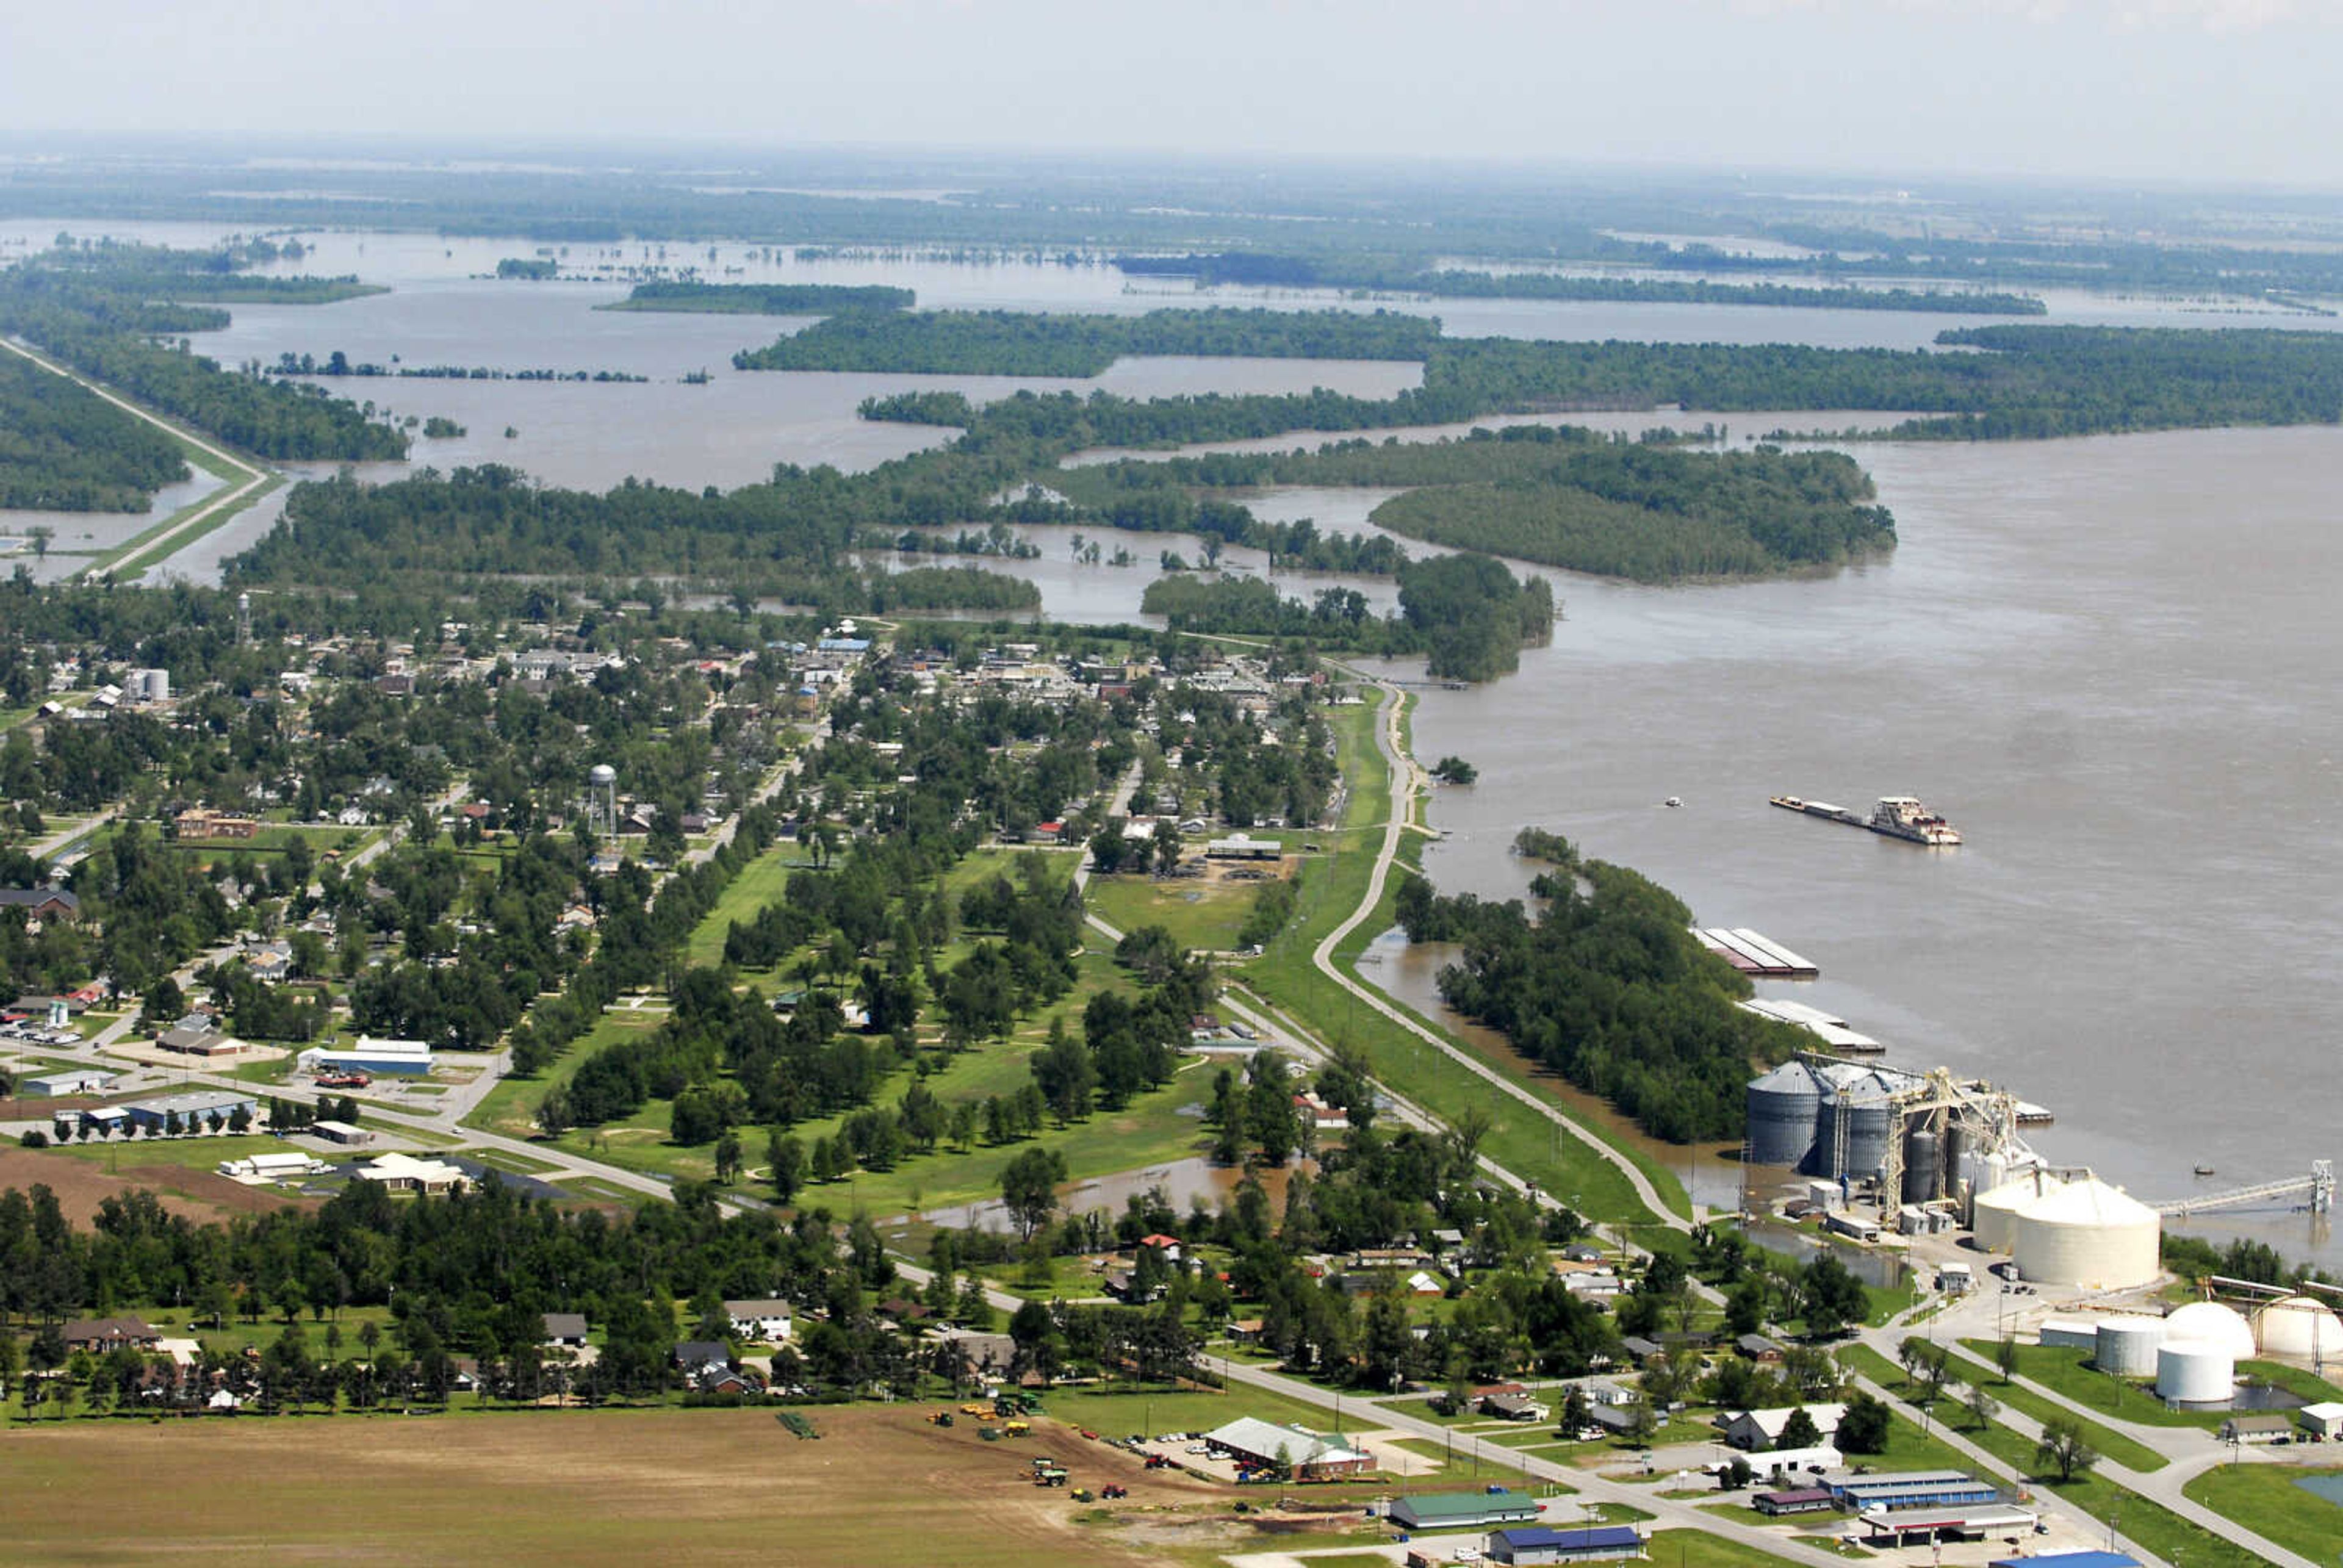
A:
[[0, 1404, 1266, 1566], [0, 1146, 306, 1226]]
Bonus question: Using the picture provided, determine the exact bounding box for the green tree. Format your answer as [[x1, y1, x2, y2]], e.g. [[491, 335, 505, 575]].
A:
[[1835, 1392, 1892, 1455], [999, 1146, 1068, 1242], [2035, 1415, 2098, 1483]]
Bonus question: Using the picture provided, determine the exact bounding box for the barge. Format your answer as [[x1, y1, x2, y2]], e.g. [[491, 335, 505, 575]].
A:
[[1771, 794, 1962, 847]]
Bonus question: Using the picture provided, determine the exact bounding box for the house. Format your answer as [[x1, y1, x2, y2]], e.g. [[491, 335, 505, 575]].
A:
[[927, 1326, 1016, 1376], [1735, 1334, 1786, 1364], [542, 1313, 590, 1348], [0, 886, 79, 921], [62, 1316, 159, 1353], [1483, 1524, 1645, 1564], [1226, 1318, 1266, 1343], [674, 1340, 731, 1374], [1406, 1270, 1447, 1297], [307, 1119, 372, 1147], [1137, 1233, 1182, 1264], [1618, 1336, 1666, 1364], [2220, 1412, 2295, 1444], [1721, 1404, 1847, 1451], [1752, 1486, 1836, 1516], [1580, 1404, 1641, 1438], [724, 1299, 794, 1342], [694, 1364, 761, 1396], [1481, 1391, 1548, 1423], [1202, 1416, 1374, 1481]]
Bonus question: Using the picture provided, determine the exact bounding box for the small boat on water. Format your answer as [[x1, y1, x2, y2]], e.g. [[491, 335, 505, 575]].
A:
[[2194, 1164, 2217, 1177], [1665, 797, 1682, 808]]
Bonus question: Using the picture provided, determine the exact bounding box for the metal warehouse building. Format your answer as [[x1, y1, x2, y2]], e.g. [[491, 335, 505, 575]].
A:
[[1388, 1490, 1541, 1531], [1483, 1525, 1644, 1564], [1824, 1470, 1999, 1512], [299, 1036, 434, 1076]]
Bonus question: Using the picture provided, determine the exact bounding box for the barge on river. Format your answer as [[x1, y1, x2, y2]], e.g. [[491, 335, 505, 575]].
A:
[[1771, 794, 1962, 846]]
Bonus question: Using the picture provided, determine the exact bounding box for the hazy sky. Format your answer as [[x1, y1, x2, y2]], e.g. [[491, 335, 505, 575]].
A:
[[4, 0, 2340, 186]]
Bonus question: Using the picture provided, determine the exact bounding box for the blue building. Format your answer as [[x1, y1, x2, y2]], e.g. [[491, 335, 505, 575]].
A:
[[1484, 1525, 1644, 1565], [1824, 1469, 2000, 1512]]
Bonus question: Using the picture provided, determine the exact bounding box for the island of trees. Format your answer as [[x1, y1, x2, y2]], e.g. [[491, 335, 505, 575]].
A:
[[604, 282, 915, 314], [734, 306, 1439, 376], [1117, 253, 2047, 315]]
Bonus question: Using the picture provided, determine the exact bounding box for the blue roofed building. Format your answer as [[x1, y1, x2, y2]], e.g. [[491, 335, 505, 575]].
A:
[[1823, 1469, 1999, 1512], [1990, 1556, 2138, 1568], [1483, 1524, 1644, 1564]]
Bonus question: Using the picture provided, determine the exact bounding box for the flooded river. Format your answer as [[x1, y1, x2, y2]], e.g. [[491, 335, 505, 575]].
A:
[[10, 221, 2340, 1265]]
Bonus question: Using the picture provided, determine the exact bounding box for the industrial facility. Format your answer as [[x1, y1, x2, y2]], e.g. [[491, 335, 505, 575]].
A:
[[1745, 1054, 2166, 1290]]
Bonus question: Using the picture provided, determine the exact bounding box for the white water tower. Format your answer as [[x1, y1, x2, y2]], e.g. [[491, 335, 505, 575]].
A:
[[588, 764, 618, 840]]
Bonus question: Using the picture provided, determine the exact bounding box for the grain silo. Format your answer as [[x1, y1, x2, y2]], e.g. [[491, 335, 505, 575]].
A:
[[2094, 1317, 2165, 1377], [1745, 1061, 1824, 1169], [1973, 1170, 2064, 1253], [1814, 1068, 1896, 1182], [2011, 1176, 2161, 1290], [2162, 1301, 2259, 1362], [2255, 1296, 2343, 1361], [2156, 1341, 2234, 1403], [1901, 1126, 1942, 1205]]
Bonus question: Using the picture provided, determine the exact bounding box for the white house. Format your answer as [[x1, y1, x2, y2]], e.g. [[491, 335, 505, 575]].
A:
[[1721, 1404, 1848, 1451], [724, 1299, 794, 1342]]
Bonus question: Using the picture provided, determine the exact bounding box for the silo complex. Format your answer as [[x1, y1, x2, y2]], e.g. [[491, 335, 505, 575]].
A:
[[2010, 1178, 2161, 1290]]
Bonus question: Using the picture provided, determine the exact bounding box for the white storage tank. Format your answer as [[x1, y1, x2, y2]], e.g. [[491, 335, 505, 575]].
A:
[[2156, 1341, 2234, 1403], [1974, 1170, 2065, 1253], [2012, 1176, 2161, 1290], [2162, 1300, 2259, 1362], [2255, 1296, 2343, 1361], [2095, 1316, 2166, 1377]]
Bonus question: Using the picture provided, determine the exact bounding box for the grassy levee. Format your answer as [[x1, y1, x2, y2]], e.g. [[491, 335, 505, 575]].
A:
[[1233, 693, 1690, 1237], [1843, 1343, 2265, 1568], [112, 473, 282, 581], [2185, 1461, 2343, 1562]]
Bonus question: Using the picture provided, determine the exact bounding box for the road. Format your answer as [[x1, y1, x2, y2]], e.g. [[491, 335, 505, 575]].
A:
[[1319, 679, 1689, 1231], [0, 335, 273, 583]]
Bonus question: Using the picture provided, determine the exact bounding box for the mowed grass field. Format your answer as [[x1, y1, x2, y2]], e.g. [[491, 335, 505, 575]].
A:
[[0, 1404, 1222, 1566]]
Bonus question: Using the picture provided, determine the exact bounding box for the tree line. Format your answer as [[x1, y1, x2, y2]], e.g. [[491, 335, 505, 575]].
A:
[[734, 306, 1441, 376], [605, 282, 915, 314]]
